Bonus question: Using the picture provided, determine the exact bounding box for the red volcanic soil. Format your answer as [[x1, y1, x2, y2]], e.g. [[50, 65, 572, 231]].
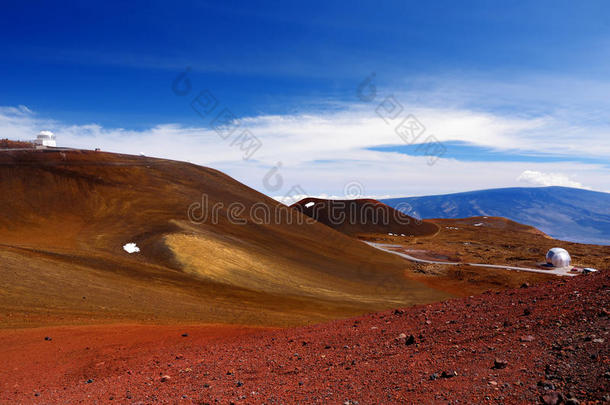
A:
[[292, 197, 439, 237], [0, 324, 271, 401], [0, 139, 34, 149], [3, 272, 607, 404]]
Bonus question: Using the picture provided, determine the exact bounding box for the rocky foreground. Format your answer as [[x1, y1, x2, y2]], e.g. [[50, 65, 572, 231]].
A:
[[5, 272, 609, 404]]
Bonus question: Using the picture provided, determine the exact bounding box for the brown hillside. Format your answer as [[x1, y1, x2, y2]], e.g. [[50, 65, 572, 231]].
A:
[[291, 197, 439, 237], [0, 149, 449, 328], [0, 139, 34, 149]]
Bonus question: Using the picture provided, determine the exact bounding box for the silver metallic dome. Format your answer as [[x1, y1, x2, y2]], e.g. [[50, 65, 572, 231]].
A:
[[546, 247, 571, 268]]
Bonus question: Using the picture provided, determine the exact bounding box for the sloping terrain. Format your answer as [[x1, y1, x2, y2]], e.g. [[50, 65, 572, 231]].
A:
[[0, 139, 34, 149], [291, 197, 439, 237], [382, 187, 610, 245], [3, 268, 606, 404], [361, 216, 609, 296], [0, 149, 449, 328]]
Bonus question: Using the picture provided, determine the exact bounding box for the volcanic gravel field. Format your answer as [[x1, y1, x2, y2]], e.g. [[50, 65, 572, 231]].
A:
[[2, 271, 607, 404]]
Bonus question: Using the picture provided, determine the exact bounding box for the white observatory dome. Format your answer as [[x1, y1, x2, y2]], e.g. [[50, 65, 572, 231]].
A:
[[35, 130, 56, 147], [546, 247, 571, 268]]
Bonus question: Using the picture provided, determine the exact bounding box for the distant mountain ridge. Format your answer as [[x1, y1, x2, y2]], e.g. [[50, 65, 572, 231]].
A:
[[382, 187, 610, 245]]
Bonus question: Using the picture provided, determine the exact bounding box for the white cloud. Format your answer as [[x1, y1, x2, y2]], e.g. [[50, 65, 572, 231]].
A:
[[1, 103, 609, 200], [516, 170, 586, 188]]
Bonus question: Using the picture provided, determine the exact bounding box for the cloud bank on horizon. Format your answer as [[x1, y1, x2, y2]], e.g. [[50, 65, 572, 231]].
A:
[[1, 1, 609, 203], [2, 89, 609, 204]]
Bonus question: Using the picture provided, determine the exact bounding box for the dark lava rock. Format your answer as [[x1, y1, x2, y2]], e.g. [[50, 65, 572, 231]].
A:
[[441, 370, 457, 378], [44, 336, 52, 341], [493, 359, 508, 369], [85, 379, 94, 384], [523, 307, 532, 316], [405, 335, 416, 346], [541, 391, 563, 405], [429, 373, 439, 380], [181, 333, 188, 337], [537, 380, 555, 390], [236, 381, 244, 387], [521, 282, 530, 288]]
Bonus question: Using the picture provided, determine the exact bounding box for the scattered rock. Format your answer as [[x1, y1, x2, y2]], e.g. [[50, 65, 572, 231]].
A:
[[181, 333, 188, 337], [429, 373, 439, 381], [520, 282, 530, 288], [85, 379, 94, 384], [44, 336, 52, 341], [236, 381, 243, 387], [519, 335, 535, 342], [404, 335, 415, 345], [441, 370, 457, 378], [541, 391, 563, 405], [160, 375, 171, 382], [537, 380, 555, 390], [523, 307, 532, 316], [493, 359, 508, 369]]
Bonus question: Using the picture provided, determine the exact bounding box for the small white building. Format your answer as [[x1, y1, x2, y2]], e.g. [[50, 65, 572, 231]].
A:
[[34, 130, 56, 147]]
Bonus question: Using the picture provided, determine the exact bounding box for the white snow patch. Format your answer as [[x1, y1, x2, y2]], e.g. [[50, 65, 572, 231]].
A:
[[304, 201, 315, 208], [473, 223, 484, 227], [123, 243, 140, 253]]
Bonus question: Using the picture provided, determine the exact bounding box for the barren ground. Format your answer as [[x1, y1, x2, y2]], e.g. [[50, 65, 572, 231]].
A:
[[1, 271, 607, 404]]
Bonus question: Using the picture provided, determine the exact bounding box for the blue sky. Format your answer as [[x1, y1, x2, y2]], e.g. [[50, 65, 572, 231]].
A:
[[1, 1, 610, 200]]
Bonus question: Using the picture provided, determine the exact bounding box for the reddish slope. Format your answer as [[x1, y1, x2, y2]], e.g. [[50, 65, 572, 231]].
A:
[[292, 197, 439, 237], [3, 271, 607, 404], [0, 139, 34, 149], [0, 149, 449, 328]]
